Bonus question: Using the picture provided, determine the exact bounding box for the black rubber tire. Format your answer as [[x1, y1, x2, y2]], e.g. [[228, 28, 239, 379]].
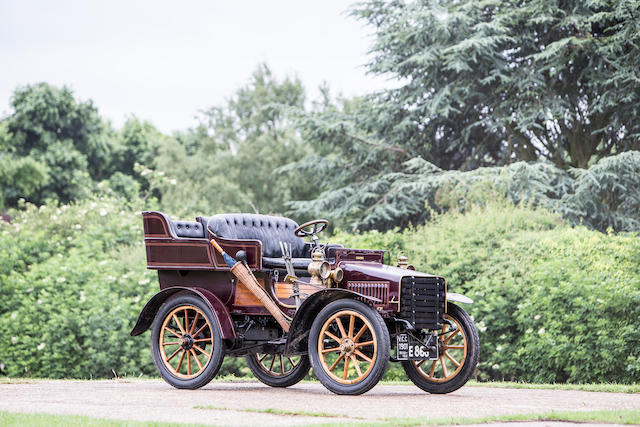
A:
[[245, 353, 311, 387], [151, 293, 225, 389], [309, 298, 390, 395], [402, 303, 479, 394]]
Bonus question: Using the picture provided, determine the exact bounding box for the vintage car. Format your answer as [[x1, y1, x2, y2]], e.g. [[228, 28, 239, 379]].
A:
[[131, 211, 479, 395]]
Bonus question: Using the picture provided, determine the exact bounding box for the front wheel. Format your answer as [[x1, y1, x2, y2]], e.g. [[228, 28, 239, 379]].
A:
[[309, 299, 390, 395], [151, 293, 225, 389], [245, 353, 310, 387], [402, 303, 479, 394]]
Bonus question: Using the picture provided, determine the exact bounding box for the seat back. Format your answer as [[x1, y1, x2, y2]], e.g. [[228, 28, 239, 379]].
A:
[[170, 220, 205, 238], [198, 214, 305, 258]]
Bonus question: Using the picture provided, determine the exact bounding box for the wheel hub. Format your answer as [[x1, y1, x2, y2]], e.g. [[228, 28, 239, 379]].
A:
[[340, 338, 355, 355], [179, 334, 194, 350]]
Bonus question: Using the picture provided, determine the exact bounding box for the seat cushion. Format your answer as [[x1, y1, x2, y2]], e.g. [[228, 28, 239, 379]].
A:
[[262, 257, 312, 270], [170, 220, 205, 238], [198, 214, 306, 259]]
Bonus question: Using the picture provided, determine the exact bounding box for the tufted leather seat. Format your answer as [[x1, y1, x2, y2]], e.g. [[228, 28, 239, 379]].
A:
[[170, 220, 205, 239], [198, 214, 313, 269]]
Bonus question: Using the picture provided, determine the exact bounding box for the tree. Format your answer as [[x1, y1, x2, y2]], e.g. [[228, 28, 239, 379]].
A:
[[352, 0, 640, 169], [156, 64, 316, 217]]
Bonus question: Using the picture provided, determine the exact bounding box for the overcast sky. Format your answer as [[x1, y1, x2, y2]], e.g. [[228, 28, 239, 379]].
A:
[[0, 1, 392, 133]]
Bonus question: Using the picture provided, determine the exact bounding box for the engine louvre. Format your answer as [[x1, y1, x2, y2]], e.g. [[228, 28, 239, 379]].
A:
[[347, 281, 389, 305], [400, 276, 445, 330]]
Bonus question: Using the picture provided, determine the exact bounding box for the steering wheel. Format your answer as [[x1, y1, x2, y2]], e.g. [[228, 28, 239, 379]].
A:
[[294, 219, 328, 238]]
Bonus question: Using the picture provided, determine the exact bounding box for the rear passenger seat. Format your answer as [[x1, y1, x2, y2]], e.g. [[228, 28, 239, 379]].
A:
[[169, 220, 205, 238]]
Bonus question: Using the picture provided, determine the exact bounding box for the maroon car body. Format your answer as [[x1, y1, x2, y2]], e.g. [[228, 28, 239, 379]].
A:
[[131, 211, 478, 395]]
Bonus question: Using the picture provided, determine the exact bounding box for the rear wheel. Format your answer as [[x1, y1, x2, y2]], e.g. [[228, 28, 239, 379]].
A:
[[402, 303, 479, 394], [246, 353, 310, 387], [309, 299, 390, 395], [151, 294, 225, 389]]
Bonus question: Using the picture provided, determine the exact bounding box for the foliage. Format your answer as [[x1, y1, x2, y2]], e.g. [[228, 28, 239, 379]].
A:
[[0, 198, 158, 378], [155, 64, 316, 217], [335, 203, 640, 383], [351, 0, 640, 169], [287, 150, 640, 232]]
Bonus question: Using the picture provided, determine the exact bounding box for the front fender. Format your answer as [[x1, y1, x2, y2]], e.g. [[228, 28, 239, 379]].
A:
[[130, 287, 236, 339], [284, 288, 381, 355], [447, 292, 473, 304]]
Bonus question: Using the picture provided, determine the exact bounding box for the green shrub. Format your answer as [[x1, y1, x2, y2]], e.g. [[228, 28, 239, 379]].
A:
[[0, 198, 158, 378], [335, 203, 640, 383]]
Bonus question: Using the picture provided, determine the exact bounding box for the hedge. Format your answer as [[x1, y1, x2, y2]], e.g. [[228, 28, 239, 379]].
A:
[[1, 199, 638, 383]]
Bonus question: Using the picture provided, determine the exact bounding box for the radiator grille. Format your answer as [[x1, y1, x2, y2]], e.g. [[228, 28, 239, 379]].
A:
[[347, 281, 389, 305], [399, 276, 445, 330]]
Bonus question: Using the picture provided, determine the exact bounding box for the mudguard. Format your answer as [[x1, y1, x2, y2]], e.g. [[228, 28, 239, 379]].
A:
[[447, 292, 473, 304], [284, 288, 381, 355], [130, 286, 236, 339]]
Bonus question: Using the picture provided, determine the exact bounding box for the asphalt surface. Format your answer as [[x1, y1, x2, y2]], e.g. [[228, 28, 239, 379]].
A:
[[0, 380, 638, 426]]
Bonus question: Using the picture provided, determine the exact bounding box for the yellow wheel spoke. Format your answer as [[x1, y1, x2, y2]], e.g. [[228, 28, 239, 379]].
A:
[[348, 315, 355, 337], [444, 329, 460, 344], [287, 357, 297, 368], [343, 354, 350, 380], [350, 355, 362, 377], [176, 350, 186, 372], [279, 355, 285, 374], [162, 341, 180, 346], [269, 354, 277, 371], [192, 323, 208, 338], [428, 360, 437, 378], [324, 330, 341, 343], [353, 324, 368, 342], [259, 353, 269, 363], [166, 347, 182, 362], [165, 328, 182, 338], [189, 312, 200, 335], [415, 359, 426, 368], [335, 317, 347, 338], [328, 354, 344, 372], [193, 338, 212, 343], [356, 340, 374, 348], [172, 314, 186, 334], [187, 351, 191, 375], [439, 355, 449, 378], [446, 344, 464, 350], [190, 349, 203, 370], [354, 350, 372, 363], [184, 309, 189, 335], [322, 347, 341, 354], [444, 351, 460, 367], [193, 345, 210, 358]]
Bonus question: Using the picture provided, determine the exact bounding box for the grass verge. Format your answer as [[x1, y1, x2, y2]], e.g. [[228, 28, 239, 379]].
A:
[[306, 409, 640, 427], [0, 411, 206, 427], [194, 404, 345, 418]]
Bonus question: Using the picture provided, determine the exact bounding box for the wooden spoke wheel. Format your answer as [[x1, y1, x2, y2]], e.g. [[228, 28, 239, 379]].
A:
[[402, 303, 479, 394], [309, 299, 390, 395], [151, 294, 225, 389], [245, 353, 310, 387]]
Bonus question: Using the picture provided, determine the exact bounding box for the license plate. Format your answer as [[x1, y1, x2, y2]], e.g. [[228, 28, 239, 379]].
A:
[[396, 333, 438, 361]]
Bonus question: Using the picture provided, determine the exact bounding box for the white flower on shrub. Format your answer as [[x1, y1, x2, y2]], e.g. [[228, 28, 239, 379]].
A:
[[538, 327, 545, 334], [476, 320, 487, 332], [534, 314, 541, 320], [138, 278, 150, 285], [11, 337, 17, 344], [79, 291, 86, 303], [99, 208, 108, 216], [37, 299, 42, 305], [57, 277, 66, 283], [37, 343, 46, 351], [73, 224, 82, 230], [496, 345, 502, 352], [10, 312, 17, 320]]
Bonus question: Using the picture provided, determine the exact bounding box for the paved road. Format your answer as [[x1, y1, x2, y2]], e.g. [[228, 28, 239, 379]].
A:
[[0, 380, 638, 426]]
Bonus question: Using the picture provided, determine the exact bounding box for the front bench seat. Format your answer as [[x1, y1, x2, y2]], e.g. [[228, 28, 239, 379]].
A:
[[198, 213, 313, 269]]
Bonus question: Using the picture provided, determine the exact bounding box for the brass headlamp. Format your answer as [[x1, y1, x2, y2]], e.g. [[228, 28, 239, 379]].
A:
[[308, 250, 331, 286]]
